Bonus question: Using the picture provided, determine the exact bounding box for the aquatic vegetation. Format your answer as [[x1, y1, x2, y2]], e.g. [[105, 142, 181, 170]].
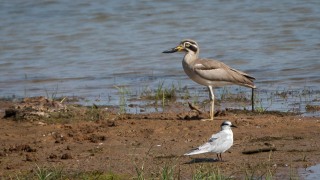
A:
[[140, 81, 177, 101], [44, 84, 60, 101], [242, 162, 277, 180], [114, 85, 130, 114], [192, 165, 229, 180], [133, 159, 146, 180], [7, 159, 305, 180], [160, 164, 176, 180], [305, 104, 320, 112], [253, 90, 272, 113], [4, 79, 320, 116], [85, 104, 109, 121]]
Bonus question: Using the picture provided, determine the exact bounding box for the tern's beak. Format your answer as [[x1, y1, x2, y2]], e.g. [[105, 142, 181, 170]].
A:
[[231, 124, 237, 128], [162, 45, 184, 53]]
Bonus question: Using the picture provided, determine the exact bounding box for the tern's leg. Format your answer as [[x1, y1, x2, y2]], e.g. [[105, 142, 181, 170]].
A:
[[201, 86, 215, 121]]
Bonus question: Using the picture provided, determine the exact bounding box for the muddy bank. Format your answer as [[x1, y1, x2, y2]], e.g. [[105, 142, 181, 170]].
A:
[[0, 97, 319, 179]]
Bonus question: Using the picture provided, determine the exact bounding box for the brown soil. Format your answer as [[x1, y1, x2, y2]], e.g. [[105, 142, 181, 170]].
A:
[[0, 97, 319, 179]]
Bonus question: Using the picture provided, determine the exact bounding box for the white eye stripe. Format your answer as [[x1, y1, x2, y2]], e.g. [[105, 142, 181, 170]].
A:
[[183, 42, 197, 48], [183, 42, 197, 47]]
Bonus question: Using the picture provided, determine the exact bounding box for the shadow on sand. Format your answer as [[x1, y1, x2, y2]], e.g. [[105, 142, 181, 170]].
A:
[[184, 157, 220, 164]]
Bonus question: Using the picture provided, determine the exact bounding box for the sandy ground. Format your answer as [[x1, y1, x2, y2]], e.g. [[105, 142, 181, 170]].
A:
[[0, 98, 319, 179]]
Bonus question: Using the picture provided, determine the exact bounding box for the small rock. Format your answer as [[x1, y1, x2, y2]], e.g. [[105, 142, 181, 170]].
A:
[[107, 120, 116, 127], [4, 109, 17, 118], [37, 122, 47, 126], [26, 154, 37, 162], [89, 134, 106, 143], [48, 153, 58, 159], [61, 153, 72, 160]]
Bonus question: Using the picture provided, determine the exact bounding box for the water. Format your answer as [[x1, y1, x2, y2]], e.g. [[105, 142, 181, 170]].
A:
[[299, 164, 320, 180], [0, 0, 319, 115]]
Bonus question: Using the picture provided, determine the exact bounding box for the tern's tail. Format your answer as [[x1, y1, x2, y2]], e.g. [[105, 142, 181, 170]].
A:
[[184, 148, 208, 156]]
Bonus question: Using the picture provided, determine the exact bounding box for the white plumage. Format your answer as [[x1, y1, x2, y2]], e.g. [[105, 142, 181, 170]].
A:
[[184, 121, 236, 161]]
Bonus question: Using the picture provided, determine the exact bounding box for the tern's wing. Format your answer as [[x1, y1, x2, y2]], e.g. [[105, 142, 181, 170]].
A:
[[184, 141, 217, 155], [184, 131, 225, 156]]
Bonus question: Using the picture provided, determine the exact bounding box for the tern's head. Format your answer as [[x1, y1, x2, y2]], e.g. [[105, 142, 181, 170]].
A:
[[162, 39, 199, 55], [221, 121, 237, 130]]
